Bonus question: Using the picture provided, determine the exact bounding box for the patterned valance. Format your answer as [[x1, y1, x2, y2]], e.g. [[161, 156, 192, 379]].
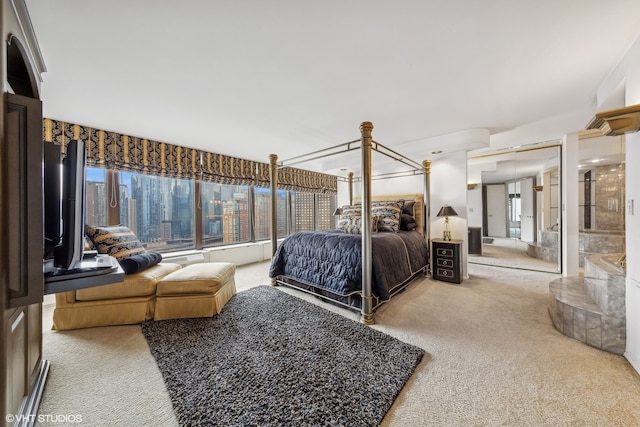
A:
[[43, 118, 337, 193], [44, 119, 203, 180], [278, 167, 337, 194], [43, 119, 262, 185], [198, 150, 261, 186]]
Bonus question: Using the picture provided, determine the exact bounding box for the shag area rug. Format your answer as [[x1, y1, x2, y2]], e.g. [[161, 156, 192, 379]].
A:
[[141, 285, 424, 427]]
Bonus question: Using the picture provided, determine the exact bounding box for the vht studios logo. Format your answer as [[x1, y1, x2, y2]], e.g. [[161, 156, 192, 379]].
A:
[[5, 414, 83, 423]]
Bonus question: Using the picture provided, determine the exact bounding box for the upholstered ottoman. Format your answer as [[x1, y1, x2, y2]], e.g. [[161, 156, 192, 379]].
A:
[[153, 262, 237, 321], [52, 262, 182, 330]]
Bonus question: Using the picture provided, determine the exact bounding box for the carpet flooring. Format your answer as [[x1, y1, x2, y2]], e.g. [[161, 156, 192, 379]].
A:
[[141, 286, 424, 427], [37, 261, 640, 426]]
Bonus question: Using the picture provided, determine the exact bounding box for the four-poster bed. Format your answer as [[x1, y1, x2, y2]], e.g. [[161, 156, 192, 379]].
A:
[[268, 122, 431, 324]]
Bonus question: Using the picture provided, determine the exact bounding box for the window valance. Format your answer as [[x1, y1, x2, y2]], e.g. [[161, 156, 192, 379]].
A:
[[43, 118, 336, 193], [198, 150, 260, 186], [278, 167, 337, 194]]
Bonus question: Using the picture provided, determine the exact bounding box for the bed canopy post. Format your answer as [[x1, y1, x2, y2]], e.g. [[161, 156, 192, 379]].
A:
[[348, 171, 354, 205], [269, 154, 278, 257], [423, 160, 431, 242], [359, 121, 375, 325]]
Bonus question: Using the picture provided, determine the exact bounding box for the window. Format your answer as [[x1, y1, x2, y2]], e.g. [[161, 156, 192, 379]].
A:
[[293, 192, 337, 232], [201, 182, 250, 246], [119, 171, 195, 251], [82, 168, 335, 253], [254, 187, 287, 240], [293, 192, 315, 232], [316, 193, 336, 230], [85, 167, 107, 226]]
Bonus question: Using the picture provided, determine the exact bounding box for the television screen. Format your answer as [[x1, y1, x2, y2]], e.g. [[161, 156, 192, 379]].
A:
[[43, 142, 61, 259], [53, 139, 87, 270]]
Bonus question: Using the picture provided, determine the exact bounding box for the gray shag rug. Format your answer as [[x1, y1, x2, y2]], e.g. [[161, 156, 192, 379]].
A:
[[141, 285, 424, 427]]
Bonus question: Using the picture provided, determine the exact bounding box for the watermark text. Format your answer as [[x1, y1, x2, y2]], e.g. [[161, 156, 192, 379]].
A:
[[5, 413, 83, 424]]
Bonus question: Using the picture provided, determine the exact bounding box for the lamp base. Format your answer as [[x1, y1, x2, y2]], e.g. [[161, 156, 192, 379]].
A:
[[443, 216, 452, 241]]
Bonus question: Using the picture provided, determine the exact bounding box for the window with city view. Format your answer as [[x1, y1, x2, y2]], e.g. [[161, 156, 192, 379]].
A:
[[201, 182, 250, 246], [83, 168, 334, 253], [254, 187, 287, 240], [119, 171, 195, 252], [85, 168, 107, 228]]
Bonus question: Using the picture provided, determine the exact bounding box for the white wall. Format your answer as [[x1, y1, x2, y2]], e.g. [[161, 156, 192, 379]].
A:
[[625, 132, 640, 373], [467, 186, 483, 228], [596, 33, 640, 372], [561, 132, 580, 277], [370, 174, 424, 197], [466, 162, 485, 228], [430, 151, 469, 277], [623, 46, 640, 373], [339, 173, 425, 205]]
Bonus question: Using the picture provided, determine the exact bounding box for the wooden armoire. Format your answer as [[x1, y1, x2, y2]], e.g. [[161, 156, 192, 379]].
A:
[[1, 1, 47, 425]]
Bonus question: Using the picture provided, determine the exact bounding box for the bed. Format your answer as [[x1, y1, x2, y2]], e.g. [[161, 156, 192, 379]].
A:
[[267, 122, 432, 324]]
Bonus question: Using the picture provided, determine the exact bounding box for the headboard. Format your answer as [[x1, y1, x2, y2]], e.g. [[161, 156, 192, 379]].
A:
[[352, 193, 425, 236]]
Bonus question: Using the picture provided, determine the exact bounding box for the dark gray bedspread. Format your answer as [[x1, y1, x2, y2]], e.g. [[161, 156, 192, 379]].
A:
[[269, 230, 428, 301]]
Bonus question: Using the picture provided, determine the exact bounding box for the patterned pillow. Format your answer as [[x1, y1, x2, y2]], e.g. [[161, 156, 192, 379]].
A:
[[337, 216, 377, 234], [84, 224, 146, 261], [371, 200, 403, 232], [340, 205, 361, 218]]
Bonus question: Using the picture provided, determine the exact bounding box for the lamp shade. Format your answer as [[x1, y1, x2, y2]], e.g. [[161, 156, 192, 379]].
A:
[[333, 208, 343, 216], [436, 205, 458, 217]]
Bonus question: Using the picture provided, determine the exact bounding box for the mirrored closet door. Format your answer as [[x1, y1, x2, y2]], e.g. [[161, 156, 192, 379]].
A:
[[467, 145, 561, 273]]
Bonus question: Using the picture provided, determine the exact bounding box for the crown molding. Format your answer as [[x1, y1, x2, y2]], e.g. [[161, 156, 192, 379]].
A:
[[586, 104, 640, 136]]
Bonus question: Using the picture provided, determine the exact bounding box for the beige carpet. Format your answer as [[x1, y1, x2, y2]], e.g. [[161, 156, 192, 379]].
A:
[[37, 261, 640, 426]]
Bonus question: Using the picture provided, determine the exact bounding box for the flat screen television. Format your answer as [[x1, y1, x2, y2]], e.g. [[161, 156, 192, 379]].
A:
[[43, 142, 61, 260], [52, 139, 87, 270]]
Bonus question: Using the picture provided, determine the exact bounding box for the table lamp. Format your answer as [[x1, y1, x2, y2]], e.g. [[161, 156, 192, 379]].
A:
[[436, 204, 458, 241]]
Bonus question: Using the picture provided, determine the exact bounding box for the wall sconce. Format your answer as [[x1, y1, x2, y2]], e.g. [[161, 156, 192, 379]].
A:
[[436, 204, 458, 241], [533, 185, 543, 192], [467, 183, 477, 190]]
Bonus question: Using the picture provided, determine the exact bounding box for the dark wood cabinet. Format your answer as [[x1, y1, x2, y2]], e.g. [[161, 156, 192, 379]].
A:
[[6, 93, 43, 308], [2, 12, 48, 425], [432, 239, 462, 284]]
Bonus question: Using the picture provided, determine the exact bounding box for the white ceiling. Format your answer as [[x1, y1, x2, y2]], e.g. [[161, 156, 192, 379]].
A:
[[24, 1, 640, 180]]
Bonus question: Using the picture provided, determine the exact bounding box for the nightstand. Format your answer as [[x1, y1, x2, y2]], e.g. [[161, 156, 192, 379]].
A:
[[431, 239, 462, 284]]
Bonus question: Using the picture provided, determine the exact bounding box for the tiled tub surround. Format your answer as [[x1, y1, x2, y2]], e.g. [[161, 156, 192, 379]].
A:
[[549, 254, 626, 354], [528, 230, 625, 266]]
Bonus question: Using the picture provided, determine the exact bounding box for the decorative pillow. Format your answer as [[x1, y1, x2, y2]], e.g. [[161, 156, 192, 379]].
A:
[[402, 201, 415, 217], [400, 213, 417, 231], [337, 216, 377, 234], [119, 252, 163, 274], [371, 200, 403, 232], [84, 236, 95, 251], [84, 224, 146, 261], [340, 205, 361, 218]]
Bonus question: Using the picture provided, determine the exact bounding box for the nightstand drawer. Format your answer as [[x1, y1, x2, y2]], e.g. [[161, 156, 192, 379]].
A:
[[436, 258, 453, 268], [436, 268, 454, 278], [436, 248, 454, 258]]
